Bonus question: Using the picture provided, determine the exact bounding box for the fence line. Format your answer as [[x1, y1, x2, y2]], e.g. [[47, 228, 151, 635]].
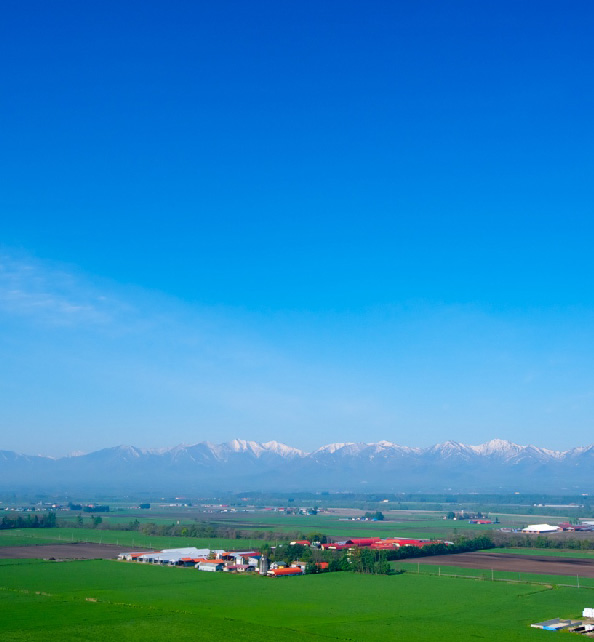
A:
[[394, 565, 594, 590]]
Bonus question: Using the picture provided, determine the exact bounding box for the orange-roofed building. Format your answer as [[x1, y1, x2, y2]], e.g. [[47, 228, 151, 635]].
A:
[[267, 567, 303, 577]]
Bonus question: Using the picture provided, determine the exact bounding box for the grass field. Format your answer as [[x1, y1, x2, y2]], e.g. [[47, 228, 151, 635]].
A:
[[182, 511, 508, 539], [44, 505, 569, 542], [0, 528, 267, 551], [0, 558, 588, 641]]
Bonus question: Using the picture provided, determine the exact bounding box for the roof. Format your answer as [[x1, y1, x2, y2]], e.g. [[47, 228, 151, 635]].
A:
[[269, 567, 303, 576], [161, 547, 211, 556], [347, 537, 382, 546], [291, 540, 311, 545], [522, 524, 559, 532]]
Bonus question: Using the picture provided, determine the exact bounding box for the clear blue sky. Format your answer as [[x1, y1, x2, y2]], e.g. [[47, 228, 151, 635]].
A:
[[1, 1, 593, 455]]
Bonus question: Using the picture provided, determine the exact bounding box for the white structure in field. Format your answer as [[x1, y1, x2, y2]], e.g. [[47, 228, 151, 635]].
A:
[[521, 524, 559, 534], [137, 547, 211, 565], [197, 562, 224, 572]]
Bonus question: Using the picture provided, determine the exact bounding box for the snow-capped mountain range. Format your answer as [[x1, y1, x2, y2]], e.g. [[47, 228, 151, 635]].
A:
[[1, 438, 593, 493]]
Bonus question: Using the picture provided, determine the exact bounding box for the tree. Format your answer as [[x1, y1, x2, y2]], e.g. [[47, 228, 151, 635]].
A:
[[305, 562, 319, 574]]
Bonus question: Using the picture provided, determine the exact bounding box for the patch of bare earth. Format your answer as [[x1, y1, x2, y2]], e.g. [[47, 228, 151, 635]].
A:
[[0, 543, 151, 560], [415, 552, 594, 577]]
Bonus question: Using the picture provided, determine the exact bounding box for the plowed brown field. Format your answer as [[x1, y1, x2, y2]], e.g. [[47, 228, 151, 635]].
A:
[[0, 543, 150, 560], [415, 551, 594, 577]]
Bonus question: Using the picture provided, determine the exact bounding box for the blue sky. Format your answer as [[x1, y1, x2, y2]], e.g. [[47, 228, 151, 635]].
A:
[[1, 1, 594, 455]]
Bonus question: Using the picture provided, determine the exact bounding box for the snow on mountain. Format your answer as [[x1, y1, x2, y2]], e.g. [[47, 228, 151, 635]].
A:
[[425, 440, 475, 459], [3, 438, 594, 493], [471, 438, 518, 455], [261, 441, 304, 457], [312, 443, 355, 456]]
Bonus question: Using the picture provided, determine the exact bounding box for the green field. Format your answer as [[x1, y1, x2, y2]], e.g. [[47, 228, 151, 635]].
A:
[[183, 511, 511, 539], [0, 528, 267, 551], [0, 558, 588, 641]]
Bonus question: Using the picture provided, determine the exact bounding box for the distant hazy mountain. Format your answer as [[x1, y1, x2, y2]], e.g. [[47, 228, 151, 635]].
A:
[[1, 438, 593, 493]]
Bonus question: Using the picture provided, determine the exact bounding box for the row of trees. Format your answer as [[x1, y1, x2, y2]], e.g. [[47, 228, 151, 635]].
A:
[[72, 518, 303, 544], [494, 533, 594, 550], [0, 512, 57, 530]]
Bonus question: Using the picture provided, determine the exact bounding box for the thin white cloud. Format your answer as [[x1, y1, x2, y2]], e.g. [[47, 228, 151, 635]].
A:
[[0, 251, 121, 326]]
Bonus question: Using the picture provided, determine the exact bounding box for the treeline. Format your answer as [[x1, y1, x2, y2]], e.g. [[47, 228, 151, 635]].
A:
[[494, 533, 594, 550], [68, 503, 110, 512], [70, 517, 303, 543], [0, 512, 57, 530]]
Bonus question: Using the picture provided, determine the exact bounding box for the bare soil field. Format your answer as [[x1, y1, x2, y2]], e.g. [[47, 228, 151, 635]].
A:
[[416, 551, 594, 577], [0, 543, 150, 560]]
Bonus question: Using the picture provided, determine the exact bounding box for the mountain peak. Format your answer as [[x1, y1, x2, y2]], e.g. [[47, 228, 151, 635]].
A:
[[472, 438, 519, 456], [261, 441, 304, 457], [312, 442, 354, 455]]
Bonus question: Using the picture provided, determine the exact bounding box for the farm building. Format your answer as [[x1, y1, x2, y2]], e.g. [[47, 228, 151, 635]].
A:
[[267, 567, 303, 577], [531, 619, 583, 631], [379, 538, 435, 548], [217, 551, 260, 565], [197, 561, 224, 572], [522, 524, 560, 534], [118, 551, 151, 561], [345, 538, 382, 547], [135, 547, 212, 565], [321, 542, 353, 551], [225, 564, 257, 572]]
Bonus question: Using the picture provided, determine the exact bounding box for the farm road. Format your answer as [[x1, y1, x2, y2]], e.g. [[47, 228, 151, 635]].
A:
[[415, 552, 594, 577]]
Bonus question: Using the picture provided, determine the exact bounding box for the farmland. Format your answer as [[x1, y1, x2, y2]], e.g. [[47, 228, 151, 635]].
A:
[[402, 551, 594, 579], [0, 528, 268, 552], [56, 506, 530, 540], [2, 505, 594, 640], [488, 548, 594, 560], [0, 558, 589, 641]]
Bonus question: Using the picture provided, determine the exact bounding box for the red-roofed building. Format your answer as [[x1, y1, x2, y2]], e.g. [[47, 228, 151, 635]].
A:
[[346, 537, 382, 547], [321, 543, 353, 551]]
